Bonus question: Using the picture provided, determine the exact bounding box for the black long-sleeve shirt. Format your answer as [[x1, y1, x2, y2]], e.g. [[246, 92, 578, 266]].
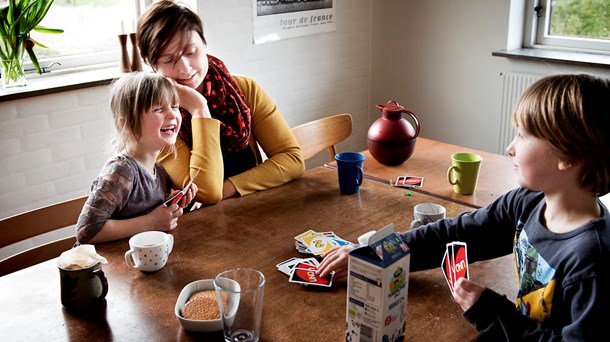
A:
[[400, 188, 610, 341]]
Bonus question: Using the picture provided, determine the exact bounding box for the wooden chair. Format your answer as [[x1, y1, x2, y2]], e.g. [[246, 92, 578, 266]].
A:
[[0, 196, 87, 277], [291, 113, 353, 161]]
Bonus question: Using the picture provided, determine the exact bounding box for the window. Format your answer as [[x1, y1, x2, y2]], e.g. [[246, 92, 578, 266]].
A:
[[18, 0, 197, 76], [524, 0, 610, 54]]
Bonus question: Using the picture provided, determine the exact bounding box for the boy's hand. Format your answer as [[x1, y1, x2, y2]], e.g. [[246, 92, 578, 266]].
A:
[[452, 277, 485, 311], [316, 245, 354, 280]]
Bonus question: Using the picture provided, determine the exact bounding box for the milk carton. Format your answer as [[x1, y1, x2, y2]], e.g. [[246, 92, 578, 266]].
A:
[[345, 224, 410, 342]]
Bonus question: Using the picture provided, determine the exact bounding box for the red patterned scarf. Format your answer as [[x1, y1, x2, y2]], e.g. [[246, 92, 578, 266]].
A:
[[179, 55, 252, 152]]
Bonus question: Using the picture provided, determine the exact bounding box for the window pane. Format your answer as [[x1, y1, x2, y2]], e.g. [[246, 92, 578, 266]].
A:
[[549, 0, 610, 41], [32, 0, 137, 59]]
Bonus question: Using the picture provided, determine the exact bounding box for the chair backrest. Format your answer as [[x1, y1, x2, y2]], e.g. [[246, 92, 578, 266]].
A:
[[0, 196, 87, 277], [291, 113, 353, 161]]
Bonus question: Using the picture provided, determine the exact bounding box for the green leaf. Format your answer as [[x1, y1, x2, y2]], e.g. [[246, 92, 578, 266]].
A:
[[33, 26, 63, 34], [29, 37, 48, 49], [25, 46, 42, 74]]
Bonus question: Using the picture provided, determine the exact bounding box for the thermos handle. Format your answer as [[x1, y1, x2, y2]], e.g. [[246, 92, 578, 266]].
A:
[[402, 110, 421, 138]]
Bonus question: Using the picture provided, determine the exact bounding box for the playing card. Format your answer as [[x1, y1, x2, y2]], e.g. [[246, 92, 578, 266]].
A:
[[451, 242, 469, 281], [441, 249, 453, 291], [393, 175, 424, 188], [289, 267, 334, 287], [301, 233, 335, 255]]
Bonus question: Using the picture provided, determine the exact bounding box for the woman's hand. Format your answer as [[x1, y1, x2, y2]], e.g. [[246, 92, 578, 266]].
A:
[[171, 81, 212, 119], [316, 245, 354, 280], [452, 277, 485, 311]]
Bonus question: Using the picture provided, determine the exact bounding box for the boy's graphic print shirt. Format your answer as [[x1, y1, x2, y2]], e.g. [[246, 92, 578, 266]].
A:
[[514, 225, 555, 323]]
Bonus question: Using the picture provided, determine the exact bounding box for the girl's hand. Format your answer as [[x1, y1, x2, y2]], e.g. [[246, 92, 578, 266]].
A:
[[147, 203, 183, 231], [452, 277, 485, 311], [316, 245, 354, 280], [177, 183, 198, 208]]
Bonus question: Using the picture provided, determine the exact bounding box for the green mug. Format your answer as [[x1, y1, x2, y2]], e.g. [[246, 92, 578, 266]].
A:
[[447, 153, 483, 195]]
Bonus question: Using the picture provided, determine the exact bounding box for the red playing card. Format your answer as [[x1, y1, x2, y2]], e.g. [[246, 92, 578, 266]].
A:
[[452, 242, 469, 281], [289, 267, 334, 287], [441, 249, 453, 291]]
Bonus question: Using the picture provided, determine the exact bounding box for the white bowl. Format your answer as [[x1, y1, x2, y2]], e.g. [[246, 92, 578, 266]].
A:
[[175, 279, 222, 332]]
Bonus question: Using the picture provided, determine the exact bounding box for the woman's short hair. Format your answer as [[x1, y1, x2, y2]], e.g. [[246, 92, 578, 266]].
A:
[[513, 73, 610, 195], [137, 0, 206, 69]]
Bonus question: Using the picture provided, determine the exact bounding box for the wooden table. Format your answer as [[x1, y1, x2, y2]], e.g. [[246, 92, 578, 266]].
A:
[[0, 167, 516, 341], [326, 138, 519, 209]]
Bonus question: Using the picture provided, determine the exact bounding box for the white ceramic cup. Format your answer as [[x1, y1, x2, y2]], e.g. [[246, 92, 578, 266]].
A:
[[124, 231, 174, 272], [410, 203, 446, 229]]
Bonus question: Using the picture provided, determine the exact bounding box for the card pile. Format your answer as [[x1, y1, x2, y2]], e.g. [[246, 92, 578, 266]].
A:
[[276, 257, 334, 287], [294, 230, 352, 256], [441, 241, 469, 292], [392, 175, 424, 188]]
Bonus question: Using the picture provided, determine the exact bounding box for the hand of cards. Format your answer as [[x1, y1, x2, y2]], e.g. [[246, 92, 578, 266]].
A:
[[164, 169, 199, 206], [441, 241, 469, 293], [294, 229, 352, 255], [276, 257, 334, 287]]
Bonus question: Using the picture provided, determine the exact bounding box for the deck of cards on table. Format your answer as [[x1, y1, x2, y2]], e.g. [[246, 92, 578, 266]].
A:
[[441, 241, 469, 292], [294, 229, 352, 255]]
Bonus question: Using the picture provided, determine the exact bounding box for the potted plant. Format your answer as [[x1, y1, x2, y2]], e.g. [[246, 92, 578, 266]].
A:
[[0, 0, 63, 90]]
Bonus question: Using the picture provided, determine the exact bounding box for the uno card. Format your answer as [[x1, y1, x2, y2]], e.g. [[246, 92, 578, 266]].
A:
[[294, 230, 316, 243], [393, 175, 424, 188], [289, 267, 334, 287], [301, 233, 334, 255], [441, 248, 453, 291], [451, 242, 469, 282]]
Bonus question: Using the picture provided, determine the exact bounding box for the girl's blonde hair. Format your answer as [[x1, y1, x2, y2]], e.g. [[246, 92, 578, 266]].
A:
[[513, 73, 610, 195], [109, 72, 179, 153]]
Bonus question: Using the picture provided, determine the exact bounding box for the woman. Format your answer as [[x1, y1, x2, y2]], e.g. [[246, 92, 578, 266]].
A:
[[137, 0, 305, 204]]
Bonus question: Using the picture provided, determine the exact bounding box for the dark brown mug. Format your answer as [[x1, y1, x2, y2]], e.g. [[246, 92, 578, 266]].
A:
[[59, 262, 108, 312]]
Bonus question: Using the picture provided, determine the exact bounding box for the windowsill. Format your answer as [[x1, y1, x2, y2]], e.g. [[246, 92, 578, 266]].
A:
[[492, 48, 610, 68], [0, 65, 122, 102]]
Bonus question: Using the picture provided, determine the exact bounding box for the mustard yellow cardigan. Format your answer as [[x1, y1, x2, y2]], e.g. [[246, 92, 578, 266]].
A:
[[158, 75, 305, 204]]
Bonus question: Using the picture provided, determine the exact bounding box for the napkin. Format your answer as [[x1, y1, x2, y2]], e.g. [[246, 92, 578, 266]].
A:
[[57, 244, 108, 270]]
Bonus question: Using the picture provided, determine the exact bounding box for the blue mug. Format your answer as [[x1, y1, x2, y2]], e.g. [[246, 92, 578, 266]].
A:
[[335, 152, 365, 195]]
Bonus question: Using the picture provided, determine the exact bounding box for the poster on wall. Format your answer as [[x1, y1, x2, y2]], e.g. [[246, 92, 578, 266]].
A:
[[253, 0, 335, 44]]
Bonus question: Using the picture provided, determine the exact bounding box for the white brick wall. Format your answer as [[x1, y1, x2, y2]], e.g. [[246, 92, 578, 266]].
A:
[[0, 0, 372, 220]]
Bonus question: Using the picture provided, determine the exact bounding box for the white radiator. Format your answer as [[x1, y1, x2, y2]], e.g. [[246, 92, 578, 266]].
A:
[[498, 72, 542, 154]]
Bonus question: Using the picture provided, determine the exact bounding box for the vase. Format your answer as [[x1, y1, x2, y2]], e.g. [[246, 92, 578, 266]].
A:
[[1, 58, 28, 91]]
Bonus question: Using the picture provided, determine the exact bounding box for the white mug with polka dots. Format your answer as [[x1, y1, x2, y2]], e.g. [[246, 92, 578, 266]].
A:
[[125, 231, 174, 272]]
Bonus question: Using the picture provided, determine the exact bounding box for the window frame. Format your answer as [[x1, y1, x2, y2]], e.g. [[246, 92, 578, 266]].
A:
[[524, 0, 610, 55]]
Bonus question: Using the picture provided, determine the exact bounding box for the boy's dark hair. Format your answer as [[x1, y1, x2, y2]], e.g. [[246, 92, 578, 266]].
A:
[[137, 0, 206, 69], [513, 73, 610, 195]]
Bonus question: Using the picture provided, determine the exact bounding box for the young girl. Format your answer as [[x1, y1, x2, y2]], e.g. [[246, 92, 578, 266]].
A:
[[76, 72, 197, 244], [317, 73, 610, 340]]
